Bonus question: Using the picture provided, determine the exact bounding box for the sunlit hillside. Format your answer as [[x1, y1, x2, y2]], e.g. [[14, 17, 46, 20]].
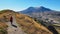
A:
[[15, 13, 53, 34], [0, 10, 53, 34]]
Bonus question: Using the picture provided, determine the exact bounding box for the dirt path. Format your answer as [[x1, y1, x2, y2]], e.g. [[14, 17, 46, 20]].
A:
[[6, 16, 26, 34]]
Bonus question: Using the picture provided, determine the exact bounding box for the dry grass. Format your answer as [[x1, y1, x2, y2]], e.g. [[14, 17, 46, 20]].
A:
[[0, 22, 8, 34], [0, 10, 12, 34], [0, 10, 53, 34], [15, 13, 53, 34]]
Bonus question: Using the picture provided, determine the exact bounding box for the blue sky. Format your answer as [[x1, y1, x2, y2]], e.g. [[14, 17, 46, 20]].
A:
[[0, 0, 60, 11]]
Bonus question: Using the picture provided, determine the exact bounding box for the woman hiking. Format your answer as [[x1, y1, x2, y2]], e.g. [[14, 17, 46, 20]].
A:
[[10, 16, 13, 25]]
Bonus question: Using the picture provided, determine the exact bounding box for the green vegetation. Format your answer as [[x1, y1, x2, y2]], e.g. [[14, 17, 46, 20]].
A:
[[0, 29, 7, 34], [0, 9, 14, 14]]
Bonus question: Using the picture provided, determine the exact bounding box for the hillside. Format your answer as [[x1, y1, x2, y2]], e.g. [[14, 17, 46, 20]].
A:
[[15, 13, 53, 34], [0, 10, 53, 34], [19, 6, 60, 34]]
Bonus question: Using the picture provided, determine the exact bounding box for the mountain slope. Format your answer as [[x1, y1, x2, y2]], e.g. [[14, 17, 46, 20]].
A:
[[19, 6, 51, 14], [0, 10, 53, 34], [15, 13, 52, 34], [6, 14, 27, 34], [19, 6, 60, 24], [19, 6, 60, 34]]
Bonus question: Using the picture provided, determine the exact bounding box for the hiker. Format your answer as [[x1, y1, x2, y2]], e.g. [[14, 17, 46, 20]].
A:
[[10, 16, 17, 28], [10, 16, 13, 25]]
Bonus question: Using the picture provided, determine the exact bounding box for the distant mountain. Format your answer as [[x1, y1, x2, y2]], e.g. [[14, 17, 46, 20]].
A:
[[20, 6, 52, 14], [19, 6, 60, 24]]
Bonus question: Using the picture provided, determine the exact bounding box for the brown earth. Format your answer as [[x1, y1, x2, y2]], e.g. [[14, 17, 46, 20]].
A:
[[0, 10, 53, 34]]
